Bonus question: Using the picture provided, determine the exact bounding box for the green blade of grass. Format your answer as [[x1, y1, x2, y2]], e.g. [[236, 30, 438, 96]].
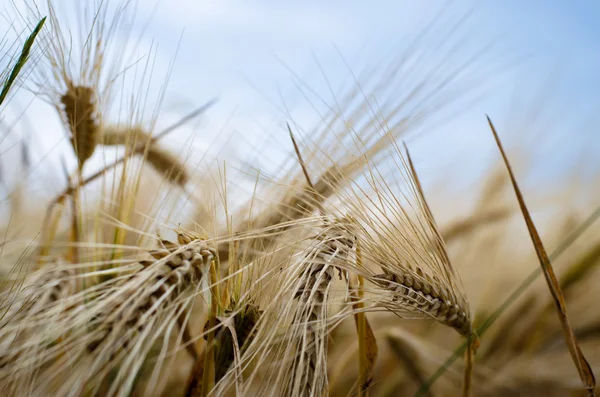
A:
[[413, 138, 600, 397], [0, 17, 46, 107]]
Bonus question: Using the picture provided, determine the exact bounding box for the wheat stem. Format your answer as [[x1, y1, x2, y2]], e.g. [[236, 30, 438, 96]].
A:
[[201, 260, 219, 397]]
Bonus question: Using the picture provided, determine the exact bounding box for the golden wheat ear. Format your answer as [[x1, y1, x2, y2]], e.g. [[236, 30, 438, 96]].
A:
[[287, 126, 379, 396], [88, 236, 215, 395], [343, 141, 474, 336], [275, 128, 350, 396], [5, 234, 216, 397], [403, 143, 478, 397], [487, 115, 596, 397], [0, 258, 76, 384], [329, 127, 476, 395]]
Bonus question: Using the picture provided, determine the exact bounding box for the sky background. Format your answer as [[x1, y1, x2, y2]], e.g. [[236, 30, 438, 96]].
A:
[[2, 0, 600, 216]]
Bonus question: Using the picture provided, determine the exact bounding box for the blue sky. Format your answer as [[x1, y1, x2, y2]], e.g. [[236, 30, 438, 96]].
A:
[[2, 0, 600, 209]]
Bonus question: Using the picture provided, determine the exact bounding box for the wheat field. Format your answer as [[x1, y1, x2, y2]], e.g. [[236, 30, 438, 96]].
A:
[[0, 1, 599, 396]]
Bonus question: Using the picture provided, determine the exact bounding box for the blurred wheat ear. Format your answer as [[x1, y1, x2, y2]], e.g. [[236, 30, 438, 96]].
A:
[[487, 115, 596, 397], [102, 125, 190, 186], [61, 84, 98, 170]]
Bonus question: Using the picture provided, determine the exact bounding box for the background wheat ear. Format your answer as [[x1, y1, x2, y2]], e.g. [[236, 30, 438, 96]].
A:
[[102, 125, 190, 186], [61, 84, 99, 170], [26, 2, 104, 172]]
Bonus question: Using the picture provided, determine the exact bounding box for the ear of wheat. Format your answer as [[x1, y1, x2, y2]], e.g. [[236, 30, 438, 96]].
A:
[[283, 218, 356, 397], [0, 259, 75, 375], [329, 132, 473, 338], [25, 1, 109, 171], [372, 270, 471, 336], [326, 131, 476, 395], [61, 84, 98, 170], [0, 232, 215, 397], [86, 235, 214, 355], [102, 124, 190, 186], [4, 2, 599, 395]]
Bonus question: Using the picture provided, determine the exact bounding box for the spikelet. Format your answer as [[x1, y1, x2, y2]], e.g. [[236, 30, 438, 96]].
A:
[[0, 233, 215, 397], [267, 129, 356, 396], [324, 131, 477, 396], [75, 234, 213, 397], [0, 258, 75, 322], [228, 216, 355, 397], [372, 262, 471, 336]]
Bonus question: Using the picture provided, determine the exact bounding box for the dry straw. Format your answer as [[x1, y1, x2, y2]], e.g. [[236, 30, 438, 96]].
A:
[[487, 116, 596, 397]]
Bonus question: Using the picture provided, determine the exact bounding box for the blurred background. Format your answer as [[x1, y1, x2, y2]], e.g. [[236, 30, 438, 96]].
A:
[[2, 0, 599, 200]]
